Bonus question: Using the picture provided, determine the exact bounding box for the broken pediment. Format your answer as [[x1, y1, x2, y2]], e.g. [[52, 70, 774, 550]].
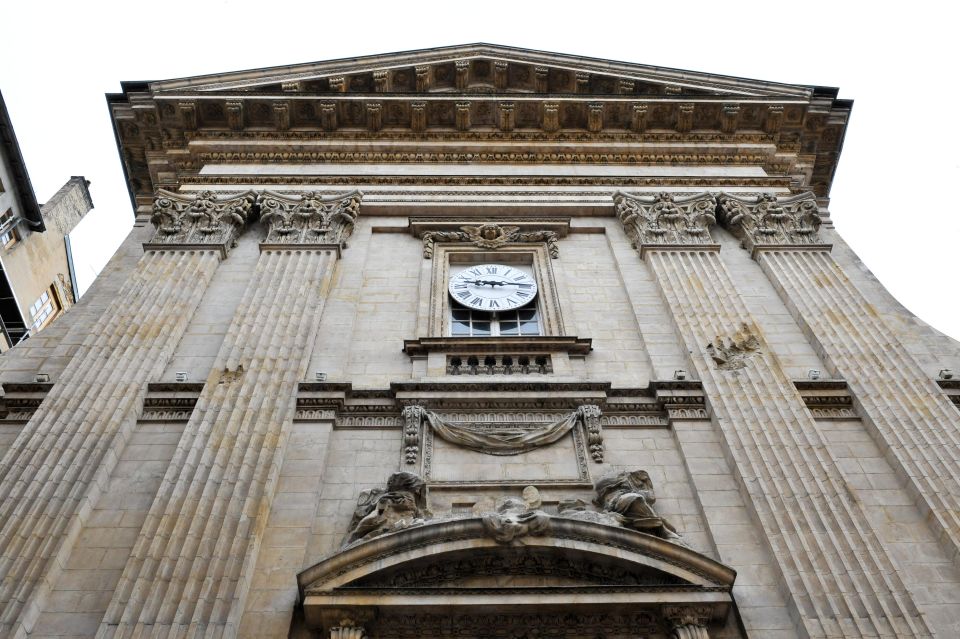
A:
[[147, 43, 817, 99]]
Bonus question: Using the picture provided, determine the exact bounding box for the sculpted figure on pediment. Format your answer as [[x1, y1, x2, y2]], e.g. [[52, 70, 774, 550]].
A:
[[481, 486, 551, 543], [594, 470, 685, 544], [344, 472, 427, 545]]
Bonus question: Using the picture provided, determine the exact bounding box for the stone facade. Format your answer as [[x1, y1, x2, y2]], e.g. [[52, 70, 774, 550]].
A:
[[1, 45, 959, 638]]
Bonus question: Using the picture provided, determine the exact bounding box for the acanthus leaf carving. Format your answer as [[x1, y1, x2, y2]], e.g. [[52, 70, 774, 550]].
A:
[[421, 222, 559, 258], [259, 189, 362, 246], [662, 605, 712, 639], [577, 404, 603, 462], [401, 405, 424, 465], [148, 189, 256, 250], [718, 191, 828, 253], [613, 191, 717, 252]]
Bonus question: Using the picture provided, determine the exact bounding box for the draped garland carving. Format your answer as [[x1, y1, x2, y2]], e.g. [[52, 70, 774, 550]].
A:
[[402, 405, 602, 459]]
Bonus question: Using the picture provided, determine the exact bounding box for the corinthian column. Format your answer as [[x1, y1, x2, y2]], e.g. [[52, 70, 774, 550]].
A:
[[0, 190, 254, 639], [719, 191, 960, 566], [614, 191, 929, 638], [99, 190, 361, 639]]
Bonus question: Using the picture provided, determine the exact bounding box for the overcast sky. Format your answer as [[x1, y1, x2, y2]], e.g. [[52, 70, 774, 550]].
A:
[[1, 1, 957, 340]]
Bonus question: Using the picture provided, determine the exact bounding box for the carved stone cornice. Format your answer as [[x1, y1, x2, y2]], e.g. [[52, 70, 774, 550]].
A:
[[144, 189, 256, 255], [613, 191, 718, 256], [717, 192, 831, 256], [413, 218, 569, 258], [258, 189, 362, 249]]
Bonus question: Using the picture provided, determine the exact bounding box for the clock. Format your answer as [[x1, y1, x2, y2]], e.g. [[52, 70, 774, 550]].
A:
[[449, 264, 538, 311]]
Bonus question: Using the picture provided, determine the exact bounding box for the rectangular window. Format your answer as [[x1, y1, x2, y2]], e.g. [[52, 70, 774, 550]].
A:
[[0, 209, 18, 248], [449, 301, 541, 337], [29, 287, 59, 331]]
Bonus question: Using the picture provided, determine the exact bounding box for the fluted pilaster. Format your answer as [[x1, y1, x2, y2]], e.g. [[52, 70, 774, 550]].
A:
[[0, 189, 254, 638], [99, 191, 361, 639], [617, 192, 930, 638], [719, 192, 960, 568]]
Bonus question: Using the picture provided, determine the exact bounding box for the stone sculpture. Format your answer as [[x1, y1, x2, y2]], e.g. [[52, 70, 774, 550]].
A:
[[481, 488, 551, 543], [344, 472, 428, 545], [594, 470, 685, 543]]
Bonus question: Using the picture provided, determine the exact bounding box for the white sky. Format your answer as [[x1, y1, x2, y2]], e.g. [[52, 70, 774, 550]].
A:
[[1, 1, 957, 339]]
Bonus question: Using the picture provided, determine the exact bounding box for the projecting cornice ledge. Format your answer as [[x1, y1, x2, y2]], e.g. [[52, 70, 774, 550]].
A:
[[717, 192, 831, 257]]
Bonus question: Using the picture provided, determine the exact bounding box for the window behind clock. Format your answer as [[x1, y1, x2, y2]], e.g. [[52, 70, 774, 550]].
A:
[[450, 301, 541, 337], [448, 262, 542, 337]]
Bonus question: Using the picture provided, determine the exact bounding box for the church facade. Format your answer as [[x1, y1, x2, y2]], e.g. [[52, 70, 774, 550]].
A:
[[1, 44, 959, 638]]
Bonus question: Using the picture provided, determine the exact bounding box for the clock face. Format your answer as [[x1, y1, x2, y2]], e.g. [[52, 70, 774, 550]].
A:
[[449, 264, 538, 311]]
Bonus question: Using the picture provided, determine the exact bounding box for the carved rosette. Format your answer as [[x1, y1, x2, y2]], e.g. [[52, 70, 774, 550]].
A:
[[662, 605, 711, 639], [717, 192, 829, 254], [147, 189, 256, 251], [578, 404, 603, 462], [401, 405, 425, 465], [421, 223, 559, 258], [259, 190, 362, 246], [613, 191, 718, 255]]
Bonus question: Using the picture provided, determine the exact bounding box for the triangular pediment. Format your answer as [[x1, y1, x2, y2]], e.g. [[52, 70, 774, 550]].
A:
[[148, 43, 817, 99]]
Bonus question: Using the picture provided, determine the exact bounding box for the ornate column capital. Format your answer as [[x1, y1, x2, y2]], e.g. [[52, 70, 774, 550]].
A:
[[259, 190, 362, 252], [613, 191, 718, 257], [146, 189, 256, 256], [662, 605, 712, 639], [717, 192, 831, 256]]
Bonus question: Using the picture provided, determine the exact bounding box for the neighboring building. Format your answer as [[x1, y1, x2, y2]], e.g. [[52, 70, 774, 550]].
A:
[[1, 44, 960, 639], [0, 91, 92, 350]]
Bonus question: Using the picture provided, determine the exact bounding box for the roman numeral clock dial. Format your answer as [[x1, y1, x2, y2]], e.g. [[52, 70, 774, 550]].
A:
[[448, 264, 538, 311]]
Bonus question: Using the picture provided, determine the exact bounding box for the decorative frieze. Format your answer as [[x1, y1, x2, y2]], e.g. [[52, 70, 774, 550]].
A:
[[145, 189, 256, 253], [613, 191, 718, 255], [718, 191, 830, 255], [259, 190, 362, 247], [420, 222, 560, 258]]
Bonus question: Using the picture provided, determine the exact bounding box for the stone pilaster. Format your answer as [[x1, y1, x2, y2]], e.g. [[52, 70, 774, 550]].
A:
[[615, 191, 930, 638], [98, 191, 361, 639], [720, 191, 960, 568], [0, 190, 253, 638], [662, 605, 711, 639]]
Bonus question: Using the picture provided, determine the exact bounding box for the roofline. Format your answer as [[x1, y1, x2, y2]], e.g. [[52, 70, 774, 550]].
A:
[[0, 90, 45, 232], [143, 43, 821, 97]]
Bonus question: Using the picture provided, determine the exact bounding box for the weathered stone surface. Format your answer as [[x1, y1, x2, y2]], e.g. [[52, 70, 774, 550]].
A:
[[1, 45, 958, 639]]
